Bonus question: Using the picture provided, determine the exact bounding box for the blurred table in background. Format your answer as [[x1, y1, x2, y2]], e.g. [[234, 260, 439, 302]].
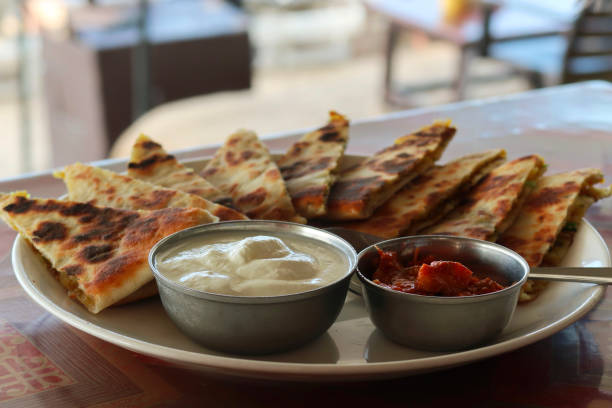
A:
[[0, 81, 611, 406], [365, 0, 576, 103], [42, 0, 251, 167]]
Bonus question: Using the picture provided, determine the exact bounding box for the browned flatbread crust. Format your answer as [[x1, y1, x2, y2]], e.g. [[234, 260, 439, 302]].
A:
[[277, 111, 349, 218], [128, 134, 233, 207], [325, 120, 456, 221], [342, 149, 506, 239], [201, 130, 306, 223], [497, 168, 611, 302], [425, 155, 546, 241], [0, 193, 217, 313], [57, 163, 247, 221]]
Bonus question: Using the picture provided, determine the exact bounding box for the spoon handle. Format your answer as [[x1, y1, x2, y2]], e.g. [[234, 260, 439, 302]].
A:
[[530, 267, 612, 284]]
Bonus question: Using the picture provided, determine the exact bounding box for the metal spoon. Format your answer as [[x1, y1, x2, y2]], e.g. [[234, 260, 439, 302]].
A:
[[527, 267, 612, 284], [324, 227, 612, 285]]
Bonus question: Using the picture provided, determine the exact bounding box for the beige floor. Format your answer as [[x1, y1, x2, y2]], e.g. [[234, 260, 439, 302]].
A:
[[110, 41, 530, 159]]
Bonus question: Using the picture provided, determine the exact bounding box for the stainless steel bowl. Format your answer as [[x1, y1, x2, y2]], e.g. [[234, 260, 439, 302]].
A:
[[357, 235, 529, 351], [149, 221, 357, 355]]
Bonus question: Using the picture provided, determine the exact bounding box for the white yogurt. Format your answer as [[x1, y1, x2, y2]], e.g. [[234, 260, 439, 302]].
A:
[[155, 234, 348, 296]]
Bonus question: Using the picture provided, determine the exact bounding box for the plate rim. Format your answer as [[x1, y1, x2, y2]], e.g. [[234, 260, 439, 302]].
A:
[[11, 219, 609, 380]]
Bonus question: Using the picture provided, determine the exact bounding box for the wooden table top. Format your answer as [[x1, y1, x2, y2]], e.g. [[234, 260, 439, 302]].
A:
[[0, 81, 611, 406]]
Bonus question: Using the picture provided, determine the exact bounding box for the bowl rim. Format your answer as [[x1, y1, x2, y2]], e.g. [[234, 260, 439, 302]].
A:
[[148, 220, 358, 304], [356, 234, 530, 304]]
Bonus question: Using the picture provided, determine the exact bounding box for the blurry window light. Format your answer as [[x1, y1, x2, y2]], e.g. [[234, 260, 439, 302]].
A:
[[28, 0, 68, 31]]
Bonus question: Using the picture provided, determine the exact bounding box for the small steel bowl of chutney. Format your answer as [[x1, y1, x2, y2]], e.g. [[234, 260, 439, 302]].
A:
[[356, 235, 529, 351]]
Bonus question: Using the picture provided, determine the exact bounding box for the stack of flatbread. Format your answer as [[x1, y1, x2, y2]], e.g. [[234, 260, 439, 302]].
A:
[[351, 149, 608, 302], [425, 154, 546, 241], [56, 162, 247, 221], [277, 111, 349, 219], [201, 129, 306, 223], [2, 111, 611, 313], [127, 134, 234, 207], [1, 137, 253, 313], [325, 120, 456, 220], [0, 192, 218, 313], [498, 169, 611, 301], [342, 149, 506, 238], [0, 113, 357, 313], [0, 156, 242, 313]]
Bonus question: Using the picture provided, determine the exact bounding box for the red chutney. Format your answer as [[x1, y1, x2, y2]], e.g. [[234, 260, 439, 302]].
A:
[[371, 247, 505, 296]]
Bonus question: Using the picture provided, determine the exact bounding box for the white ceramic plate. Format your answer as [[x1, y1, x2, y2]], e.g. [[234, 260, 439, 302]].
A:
[[12, 215, 609, 381]]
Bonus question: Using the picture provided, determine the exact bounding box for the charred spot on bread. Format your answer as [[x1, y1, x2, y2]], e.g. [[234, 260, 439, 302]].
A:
[[80, 244, 114, 263], [525, 183, 580, 210], [123, 217, 159, 245], [477, 174, 517, 193], [291, 185, 327, 199], [371, 157, 417, 174], [33, 221, 67, 242], [128, 154, 175, 170], [72, 211, 140, 244], [63, 265, 83, 276], [493, 199, 512, 217], [319, 130, 341, 142], [3, 195, 34, 213], [425, 191, 442, 207], [224, 150, 256, 166], [236, 187, 267, 208], [140, 140, 162, 150], [328, 176, 385, 202], [212, 205, 244, 221], [129, 189, 177, 209], [280, 157, 333, 180]]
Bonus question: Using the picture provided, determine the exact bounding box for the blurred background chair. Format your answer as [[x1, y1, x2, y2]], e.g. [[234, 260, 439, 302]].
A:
[[486, 4, 612, 87], [366, 0, 576, 104]]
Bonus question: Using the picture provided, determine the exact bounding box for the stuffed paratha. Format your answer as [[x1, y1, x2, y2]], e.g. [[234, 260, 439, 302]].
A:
[[425, 154, 546, 241], [0, 192, 218, 313], [200, 130, 306, 223], [497, 168, 611, 302], [128, 134, 233, 207], [325, 120, 455, 221], [343, 149, 506, 239], [277, 111, 349, 218], [57, 163, 247, 221]]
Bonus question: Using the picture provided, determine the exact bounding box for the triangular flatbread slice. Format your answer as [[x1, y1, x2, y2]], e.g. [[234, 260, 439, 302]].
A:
[[200, 130, 306, 223], [56, 163, 248, 221], [425, 154, 546, 241], [127, 134, 234, 207], [0, 193, 218, 313], [325, 120, 456, 221], [343, 149, 506, 239], [277, 111, 349, 219], [497, 168, 611, 302]]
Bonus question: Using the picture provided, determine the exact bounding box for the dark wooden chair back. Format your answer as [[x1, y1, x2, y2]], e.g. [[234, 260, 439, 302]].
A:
[[562, 6, 612, 83]]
